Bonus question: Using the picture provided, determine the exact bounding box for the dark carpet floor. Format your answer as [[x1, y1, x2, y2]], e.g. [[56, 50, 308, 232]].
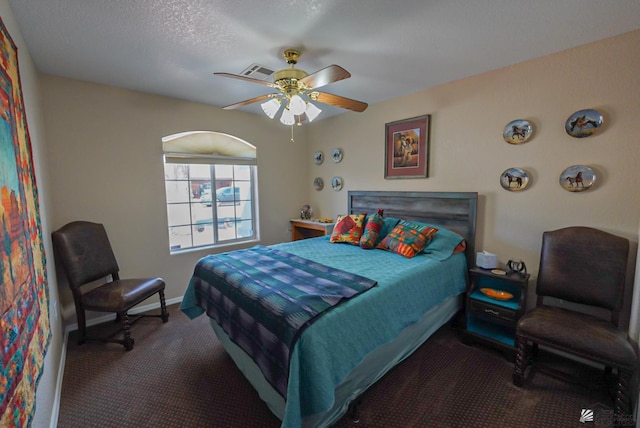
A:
[[57, 304, 622, 427]]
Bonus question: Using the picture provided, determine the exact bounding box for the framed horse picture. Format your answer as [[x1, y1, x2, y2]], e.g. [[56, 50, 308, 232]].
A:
[[384, 115, 430, 179]]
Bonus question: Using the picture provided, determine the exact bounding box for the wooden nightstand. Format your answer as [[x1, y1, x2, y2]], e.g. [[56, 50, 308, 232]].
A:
[[290, 220, 334, 241], [463, 266, 529, 359]]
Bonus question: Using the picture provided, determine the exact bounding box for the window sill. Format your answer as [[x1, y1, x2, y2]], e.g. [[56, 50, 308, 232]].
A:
[[169, 238, 260, 255]]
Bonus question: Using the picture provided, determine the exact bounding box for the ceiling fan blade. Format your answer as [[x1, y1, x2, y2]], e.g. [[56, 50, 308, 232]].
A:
[[214, 72, 276, 88], [222, 94, 274, 110], [315, 92, 368, 113], [300, 65, 351, 90]]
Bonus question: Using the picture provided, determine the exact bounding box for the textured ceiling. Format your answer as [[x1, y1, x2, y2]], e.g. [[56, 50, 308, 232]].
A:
[[8, 0, 640, 120]]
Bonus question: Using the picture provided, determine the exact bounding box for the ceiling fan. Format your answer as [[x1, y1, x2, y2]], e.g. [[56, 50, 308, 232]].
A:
[[214, 49, 368, 125]]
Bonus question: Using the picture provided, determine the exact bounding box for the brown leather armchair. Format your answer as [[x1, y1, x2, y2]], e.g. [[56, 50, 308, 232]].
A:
[[52, 221, 169, 350], [513, 226, 637, 419]]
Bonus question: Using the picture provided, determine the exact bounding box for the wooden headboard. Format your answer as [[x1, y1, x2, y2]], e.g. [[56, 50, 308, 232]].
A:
[[347, 191, 478, 267]]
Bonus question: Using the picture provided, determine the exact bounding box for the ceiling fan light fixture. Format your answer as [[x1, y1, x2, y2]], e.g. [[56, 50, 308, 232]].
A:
[[288, 94, 306, 115], [280, 107, 295, 126], [216, 48, 368, 123], [305, 101, 322, 122], [261, 98, 281, 119]]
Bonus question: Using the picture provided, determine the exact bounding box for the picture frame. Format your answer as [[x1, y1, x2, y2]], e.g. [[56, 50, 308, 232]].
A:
[[384, 115, 430, 179]]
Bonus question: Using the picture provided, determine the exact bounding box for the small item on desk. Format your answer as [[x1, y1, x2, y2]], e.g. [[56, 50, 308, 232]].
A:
[[300, 204, 313, 220], [476, 251, 497, 269], [317, 217, 333, 224], [491, 269, 507, 275]]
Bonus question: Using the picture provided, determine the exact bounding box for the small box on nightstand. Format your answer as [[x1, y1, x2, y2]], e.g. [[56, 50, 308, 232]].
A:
[[476, 251, 497, 269]]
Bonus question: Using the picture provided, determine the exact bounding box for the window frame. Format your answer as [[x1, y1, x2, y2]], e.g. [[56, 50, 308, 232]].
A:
[[162, 131, 259, 254], [164, 160, 258, 254]]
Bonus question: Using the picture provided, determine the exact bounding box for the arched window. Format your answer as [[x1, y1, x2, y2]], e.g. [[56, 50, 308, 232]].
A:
[[162, 131, 258, 253]]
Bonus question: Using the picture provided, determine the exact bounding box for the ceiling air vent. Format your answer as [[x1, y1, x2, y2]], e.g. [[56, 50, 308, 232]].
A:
[[240, 63, 274, 81]]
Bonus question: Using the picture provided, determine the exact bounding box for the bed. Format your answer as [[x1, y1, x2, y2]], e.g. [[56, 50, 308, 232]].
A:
[[181, 191, 478, 427]]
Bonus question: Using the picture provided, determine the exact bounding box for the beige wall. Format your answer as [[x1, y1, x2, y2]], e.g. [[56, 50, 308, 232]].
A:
[[40, 76, 310, 318], [307, 30, 640, 319], [0, 1, 64, 426], [42, 30, 640, 324]]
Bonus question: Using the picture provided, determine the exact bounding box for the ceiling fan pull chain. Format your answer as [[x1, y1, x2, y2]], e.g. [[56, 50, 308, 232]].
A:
[[290, 125, 295, 143]]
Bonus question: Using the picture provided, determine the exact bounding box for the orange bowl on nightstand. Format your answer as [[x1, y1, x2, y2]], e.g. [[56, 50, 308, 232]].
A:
[[480, 288, 514, 301]]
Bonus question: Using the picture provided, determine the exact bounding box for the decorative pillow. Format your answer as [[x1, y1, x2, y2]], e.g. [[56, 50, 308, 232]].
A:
[[363, 209, 384, 225], [453, 240, 467, 254], [379, 216, 400, 242], [414, 222, 466, 261], [329, 214, 366, 245], [376, 220, 438, 258], [360, 213, 384, 249]]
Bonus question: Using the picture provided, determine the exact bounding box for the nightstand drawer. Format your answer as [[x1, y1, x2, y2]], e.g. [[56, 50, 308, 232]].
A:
[[469, 299, 516, 322]]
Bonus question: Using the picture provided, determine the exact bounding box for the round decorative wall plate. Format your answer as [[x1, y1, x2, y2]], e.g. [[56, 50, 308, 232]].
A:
[[331, 148, 343, 163], [559, 165, 595, 192], [503, 119, 533, 144], [565, 109, 604, 138], [331, 176, 343, 191], [500, 167, 530, 191], [314, 151, 324, 165], [313, 177, 324, 191]]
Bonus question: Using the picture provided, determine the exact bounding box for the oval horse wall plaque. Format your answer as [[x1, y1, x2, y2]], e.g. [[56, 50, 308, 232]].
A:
[[503, 119, 533, 144], [565, 109, 603, 138], [559, 165, 595, 192], [500, 167, 530, 191]]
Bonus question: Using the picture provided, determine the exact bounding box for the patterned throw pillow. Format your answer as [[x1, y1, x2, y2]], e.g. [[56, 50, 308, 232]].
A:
[[376, 220, 438, 258], [376, 217, 400, 241], [360, 213, 384, 249], [379, 216, 400, 242], [329, 214, 366, 245], [414, 221, 466, 260]]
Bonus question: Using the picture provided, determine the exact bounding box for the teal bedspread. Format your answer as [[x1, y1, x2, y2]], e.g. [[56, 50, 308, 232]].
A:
[[181, 236, 467, 427], [181, 245, 377, 398]]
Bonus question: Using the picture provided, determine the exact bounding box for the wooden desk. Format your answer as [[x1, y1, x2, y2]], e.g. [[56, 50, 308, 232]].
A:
[[290, 219, 334, 241]]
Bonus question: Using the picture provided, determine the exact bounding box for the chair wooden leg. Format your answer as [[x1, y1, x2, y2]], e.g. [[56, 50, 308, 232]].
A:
[[513, 334, 528, 387], [159, 290, 169, 323], [615, 369, 634, 419], [75, 306, 87, 345], [119, 311, 135, 351]]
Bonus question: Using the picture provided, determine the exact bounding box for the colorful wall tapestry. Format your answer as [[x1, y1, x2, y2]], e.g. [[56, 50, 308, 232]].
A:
[[0, 17, 51, 428]]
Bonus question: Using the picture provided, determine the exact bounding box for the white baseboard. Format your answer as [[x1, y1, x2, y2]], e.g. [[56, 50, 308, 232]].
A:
[[49, 326, 68, 428], [52, 295, 184, 427]]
